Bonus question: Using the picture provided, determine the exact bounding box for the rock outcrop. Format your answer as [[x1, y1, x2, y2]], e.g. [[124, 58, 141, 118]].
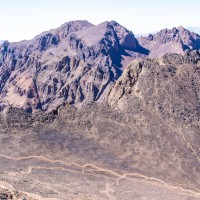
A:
[[0, 187, 36, 200]]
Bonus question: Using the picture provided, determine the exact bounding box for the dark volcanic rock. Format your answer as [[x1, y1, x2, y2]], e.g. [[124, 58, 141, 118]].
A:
[[0, 192, 12, 200], [0, 188, 36, 200]]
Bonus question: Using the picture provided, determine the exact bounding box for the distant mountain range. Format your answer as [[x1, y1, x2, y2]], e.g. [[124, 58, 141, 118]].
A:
[[187, 27, 200, 35], [0, 21, 200, 112], [138, 26, 200, 57]]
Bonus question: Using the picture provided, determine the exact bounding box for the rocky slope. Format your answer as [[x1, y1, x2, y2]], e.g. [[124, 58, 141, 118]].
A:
[[138, 26, 200, 58], [0, 20, 148, 112], [0, 51, 199, 199]]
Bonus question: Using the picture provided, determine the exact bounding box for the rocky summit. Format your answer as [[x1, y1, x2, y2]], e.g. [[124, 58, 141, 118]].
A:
[[0, 20, 200, 200]]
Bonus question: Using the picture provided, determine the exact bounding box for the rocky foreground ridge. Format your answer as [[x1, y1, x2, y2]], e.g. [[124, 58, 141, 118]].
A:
[[0, 21, 200, 112], [0, 52, 199, 199]]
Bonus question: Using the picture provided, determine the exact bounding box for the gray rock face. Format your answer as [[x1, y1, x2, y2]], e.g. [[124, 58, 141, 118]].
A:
[[0, 20, 148, 112], [138, 26, 200, 58]]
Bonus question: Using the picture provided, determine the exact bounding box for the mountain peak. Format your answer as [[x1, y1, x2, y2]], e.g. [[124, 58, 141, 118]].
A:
[[0, 20, 148, 112], [75, 20, 141, 52], [138, 26, 200, 58], [177, 25, 186, 31], [61, 20, 94, 29]]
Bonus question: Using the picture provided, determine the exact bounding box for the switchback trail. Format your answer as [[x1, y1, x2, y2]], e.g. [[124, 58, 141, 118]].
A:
[[0, 153, 200, 199]]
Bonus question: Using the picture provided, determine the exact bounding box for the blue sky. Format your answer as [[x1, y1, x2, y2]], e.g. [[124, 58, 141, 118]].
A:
[[0, 0, 200, 41]]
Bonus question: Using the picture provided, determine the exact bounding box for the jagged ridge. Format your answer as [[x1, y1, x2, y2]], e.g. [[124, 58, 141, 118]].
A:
[[0, 20, 148, 112], [0, 21, 200, 113]]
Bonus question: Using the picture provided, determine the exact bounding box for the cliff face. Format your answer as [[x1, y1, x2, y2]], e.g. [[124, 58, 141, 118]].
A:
[[0, 20, 148, 112]]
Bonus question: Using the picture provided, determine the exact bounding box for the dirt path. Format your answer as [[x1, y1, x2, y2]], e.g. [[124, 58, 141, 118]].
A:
[[0, 153, 199, 199]]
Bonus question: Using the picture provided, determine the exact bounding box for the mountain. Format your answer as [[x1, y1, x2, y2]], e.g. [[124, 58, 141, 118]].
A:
[[1, 22, 200, 113], [187, 27, 200, 35], [0, 20, 148, 113], [138, 26, 200, 58], [0, 51, 199, 199], [0, 40, 3, 44], [0, 20, 200, 199]]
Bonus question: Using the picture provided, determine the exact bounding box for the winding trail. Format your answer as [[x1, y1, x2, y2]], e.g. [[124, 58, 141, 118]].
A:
[[0, 153, 200, 199]]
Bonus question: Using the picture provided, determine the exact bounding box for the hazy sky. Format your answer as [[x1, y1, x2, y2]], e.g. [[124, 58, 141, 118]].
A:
[[0, 0, 200, 42]]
